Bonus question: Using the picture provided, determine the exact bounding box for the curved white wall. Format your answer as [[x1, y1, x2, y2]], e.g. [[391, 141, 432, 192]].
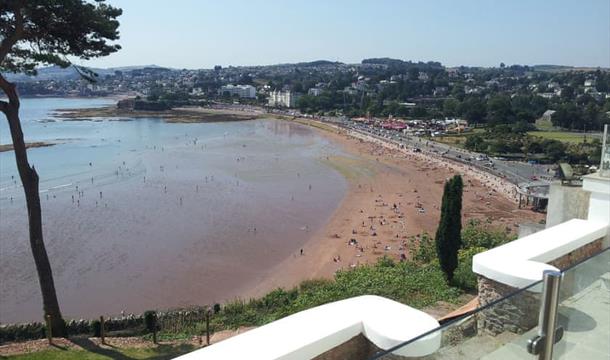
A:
[[175, 295, 440, 360]]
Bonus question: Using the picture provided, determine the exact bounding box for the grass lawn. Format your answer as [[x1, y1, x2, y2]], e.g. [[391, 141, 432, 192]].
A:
[[527, 131, 595, 144], [1, 341, 196, 360], [430, 128, 486, 148]]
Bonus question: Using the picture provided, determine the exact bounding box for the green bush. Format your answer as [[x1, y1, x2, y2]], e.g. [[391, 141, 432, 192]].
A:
[[213, 303, 221, 314], [204, 257, 464, 333], [412, 233, 437, 263], [453, 246, 487, 291], [0, 323, 45, 343], [143, 311, 157, 333], [462, 220, 514, 250], [90, 320, 101, 337]]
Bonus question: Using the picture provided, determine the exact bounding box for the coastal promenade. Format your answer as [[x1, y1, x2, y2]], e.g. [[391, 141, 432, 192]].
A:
[[262, 105, 553, 186]]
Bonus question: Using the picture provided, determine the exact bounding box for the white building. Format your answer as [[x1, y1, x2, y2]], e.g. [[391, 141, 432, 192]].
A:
[[541, 109, 556, 122], [268, 90, 300, 108], [308, 88, 323, 96], [218, 84, 256, 99]]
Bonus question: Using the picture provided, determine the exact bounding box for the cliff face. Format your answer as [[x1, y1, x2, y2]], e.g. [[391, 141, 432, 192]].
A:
[[116, 98, 171, 111]]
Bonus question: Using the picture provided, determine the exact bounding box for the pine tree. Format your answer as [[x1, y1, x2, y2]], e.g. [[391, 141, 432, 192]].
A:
[[1, 1, 122, 336], [435, 175, 463, 282]]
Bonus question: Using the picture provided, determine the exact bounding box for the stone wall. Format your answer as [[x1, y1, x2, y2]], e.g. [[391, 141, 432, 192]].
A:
[[477, 276, 540, 335], [476, 238, 605, 336], [548, 238, 603, 270]]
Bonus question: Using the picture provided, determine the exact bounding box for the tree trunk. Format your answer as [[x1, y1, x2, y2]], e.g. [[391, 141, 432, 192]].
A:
[[0, 75, 66, 336]]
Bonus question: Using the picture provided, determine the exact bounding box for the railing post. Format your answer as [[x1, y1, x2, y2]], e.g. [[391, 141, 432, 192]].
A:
[[205, 309, 211, 346], [45, 315, 52, 345], [100, 316, 106, 345], [527, 270, 564, 360]]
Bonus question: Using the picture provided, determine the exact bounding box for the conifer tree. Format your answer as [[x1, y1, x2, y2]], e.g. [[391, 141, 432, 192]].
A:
[[435, 175, 463, 282]]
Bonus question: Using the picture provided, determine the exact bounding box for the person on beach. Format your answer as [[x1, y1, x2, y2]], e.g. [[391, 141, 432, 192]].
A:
[[300, 248, 304, 256]]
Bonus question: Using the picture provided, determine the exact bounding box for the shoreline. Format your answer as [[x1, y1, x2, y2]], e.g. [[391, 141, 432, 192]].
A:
[[0, 141, 56, 153], [238, 117, 542, 304]]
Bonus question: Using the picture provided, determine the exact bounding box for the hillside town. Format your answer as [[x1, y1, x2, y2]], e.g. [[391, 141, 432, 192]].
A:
[[12, 60, 610, 127], [11, 59, 609, 166]]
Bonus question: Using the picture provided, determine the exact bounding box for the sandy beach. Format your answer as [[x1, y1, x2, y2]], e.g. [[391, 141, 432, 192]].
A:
[[241, 118, 544, 299]]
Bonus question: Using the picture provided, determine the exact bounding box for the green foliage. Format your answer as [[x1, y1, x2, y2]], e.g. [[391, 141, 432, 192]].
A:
[[90, 320, 101, 337], [453, 246, 487, 291], [412, 233, 437, 264], [452, 219, 515, 291], [143, 311, 157, 333], [435, 175, 463, 282], [461, 219, 514, 249], [0, 323, 45, 343], [460, 125, 600, 164], [207, 258, 462, 332], [464, 134, 487, 152], [1, 1, 122, 74]]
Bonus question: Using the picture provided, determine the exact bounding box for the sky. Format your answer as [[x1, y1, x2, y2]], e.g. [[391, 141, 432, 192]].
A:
[[81, 0, 610, 69]]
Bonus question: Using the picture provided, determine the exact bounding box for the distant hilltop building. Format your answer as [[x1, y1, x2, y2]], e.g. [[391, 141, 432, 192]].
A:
[[218, 84, 256, 99], [308, 87, 323, 96], [268, 90, 300, 108]]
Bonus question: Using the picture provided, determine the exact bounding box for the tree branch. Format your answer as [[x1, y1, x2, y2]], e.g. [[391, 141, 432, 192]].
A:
[[0, 72, 19, 110], [0, 1, 25, 64], [0, 100, 8, 115]]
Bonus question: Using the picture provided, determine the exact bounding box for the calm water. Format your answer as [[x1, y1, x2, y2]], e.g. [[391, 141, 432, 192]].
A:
[[0, 98, 347, 323]]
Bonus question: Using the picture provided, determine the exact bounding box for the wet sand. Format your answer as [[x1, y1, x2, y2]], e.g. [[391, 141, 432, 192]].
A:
[[241, 119, 543, 299]]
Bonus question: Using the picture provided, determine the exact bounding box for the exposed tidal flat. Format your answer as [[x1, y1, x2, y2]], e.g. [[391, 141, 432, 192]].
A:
[[0, 98, 347, 323], [0, 141, 56, 153], [53, 105, 263, 123]]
